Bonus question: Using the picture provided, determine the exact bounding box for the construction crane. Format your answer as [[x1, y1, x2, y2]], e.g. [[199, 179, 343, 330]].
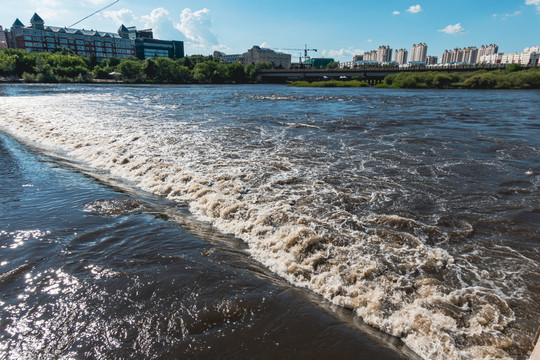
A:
[[276, 45, 317, 63], [69, 0, 120, 28]]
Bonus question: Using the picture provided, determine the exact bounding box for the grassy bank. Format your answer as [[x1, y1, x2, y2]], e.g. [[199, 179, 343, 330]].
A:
[[376, 66, 540, 89], [288, 66, 540, 90]]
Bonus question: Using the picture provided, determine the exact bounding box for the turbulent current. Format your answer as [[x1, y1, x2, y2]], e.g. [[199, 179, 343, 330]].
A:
[[1, 84, 539, 359]]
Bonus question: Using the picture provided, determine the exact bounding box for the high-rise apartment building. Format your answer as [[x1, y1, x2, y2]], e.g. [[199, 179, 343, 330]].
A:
[[393, 49, 408, 65], [498, 46, 540, 66], [477, 44, 498, 59], [425, 56, 438, 65], [376, 45, 392, 63], [410, 43, 428, 63], [440, 47, 479, 64], [363, 50, 377, 62], [362, 46, 392, 64]]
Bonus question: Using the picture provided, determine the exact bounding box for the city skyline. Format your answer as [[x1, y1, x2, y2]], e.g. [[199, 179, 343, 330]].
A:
[[0, 0, 539, 62]]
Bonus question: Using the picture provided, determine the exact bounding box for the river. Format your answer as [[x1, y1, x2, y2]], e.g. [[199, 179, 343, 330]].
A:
[[0, 84, 538, 359]]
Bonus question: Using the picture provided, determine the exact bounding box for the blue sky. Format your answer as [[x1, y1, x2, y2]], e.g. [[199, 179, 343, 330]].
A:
[[1, 0, 538, 62]]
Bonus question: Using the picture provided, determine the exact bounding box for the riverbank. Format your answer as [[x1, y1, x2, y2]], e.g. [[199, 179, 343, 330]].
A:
[[287, 67, 540, 89]]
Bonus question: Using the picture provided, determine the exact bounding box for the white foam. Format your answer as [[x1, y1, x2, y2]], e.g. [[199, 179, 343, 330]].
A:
[[0, 90, 534, 360]]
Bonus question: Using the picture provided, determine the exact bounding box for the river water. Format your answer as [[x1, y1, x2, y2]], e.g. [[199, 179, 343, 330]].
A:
[[0, 84, 538, 359]]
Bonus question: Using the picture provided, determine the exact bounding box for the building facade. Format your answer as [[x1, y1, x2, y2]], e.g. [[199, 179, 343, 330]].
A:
[[363, 46, 392, 64], [3, 13, 184, 60], [477, 44, 498, 59], [499, 47, 540, 66], [440, 46, 479, 64], [5, 14, 134, 59], [478, 53, 503, 64], [425, 55, 438, 65], [213, 51, 242, 63], [393, 49, 408, 65], [213, 46, 291, 68], [240, 46, 291, 68], [376, 45, 392, 63], [410, 43, 427, 63], [120, 26, 184, 59], [0, 26, 7, 49]]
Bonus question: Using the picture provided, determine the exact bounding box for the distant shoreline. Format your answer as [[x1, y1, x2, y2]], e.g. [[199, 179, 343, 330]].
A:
[[2, 68, 539, 90], [288, 67, 540, 90]]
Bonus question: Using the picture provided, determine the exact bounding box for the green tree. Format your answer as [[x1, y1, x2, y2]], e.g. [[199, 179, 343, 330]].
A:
[[227, 62, 246, 83], [193, 61, 228, 83], [142, 58, 157, 81], [117, 58, 143, 81], [326, 61, 339, 69], [505, 63, 521, 73], [0, 52, 18, 76], [34, 56, 56, 82]]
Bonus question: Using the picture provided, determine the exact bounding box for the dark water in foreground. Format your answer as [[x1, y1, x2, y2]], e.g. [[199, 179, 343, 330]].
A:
[[0, 84, 539, 359], [0, 133, 412, 359]]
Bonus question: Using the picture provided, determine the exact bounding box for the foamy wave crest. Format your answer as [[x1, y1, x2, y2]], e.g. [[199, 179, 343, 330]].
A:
[[0, 92, 533, 360]]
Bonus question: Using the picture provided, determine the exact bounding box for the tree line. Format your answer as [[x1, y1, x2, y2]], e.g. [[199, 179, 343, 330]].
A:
[[0, 48, 276, 84]]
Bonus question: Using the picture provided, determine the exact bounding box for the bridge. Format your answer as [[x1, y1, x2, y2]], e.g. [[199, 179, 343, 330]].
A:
[[258, 64, 535, 84]]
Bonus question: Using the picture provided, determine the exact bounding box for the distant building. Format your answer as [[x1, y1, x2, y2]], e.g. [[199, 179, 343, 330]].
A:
[[440, 46, 478, 64], [377, 45, 392, 63], [304, 58, 334, 68], [214, 46, 291, 68], [0, 26, 7, 49], [362, 50, 377, 62], [478, 53, 503, 64], [5, 13, 134, 59], [425, 56, 438, 65], [363, 45, 392, 64], [499, 46, 540, 66], [242, 46, 291, 68], [3, 13, 184, 60], [393, 49, 408, 65], [124, 26, 184, 60], [353, 54, 363, 62], [213, 51, 242, 63], [478, 44, 498, 59], [410, 43, 427, 63], [339, 61, 354, 69]]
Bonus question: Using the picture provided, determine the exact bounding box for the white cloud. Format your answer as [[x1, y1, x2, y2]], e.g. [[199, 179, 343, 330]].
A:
[[85, 0, 111, 5], [493, 10, 522, 20], [36, 7, 70, 23], [31, 0, 60, 6], [438, 23, 465, 35], [102, 8, 137, 26], [525, 0, 540, 12], [140, 8, 180, 40], [321, 47, 364, 62], [175, 8, 218, 46], [393, 11, 400, 15], [406, 5, 422, 14], [367, 39, 373, 43], [260, 42, 269, 48], [503, 10, 522, 19]]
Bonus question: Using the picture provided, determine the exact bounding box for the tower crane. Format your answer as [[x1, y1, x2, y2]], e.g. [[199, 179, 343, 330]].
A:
[[277, 45, 317, 63]]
